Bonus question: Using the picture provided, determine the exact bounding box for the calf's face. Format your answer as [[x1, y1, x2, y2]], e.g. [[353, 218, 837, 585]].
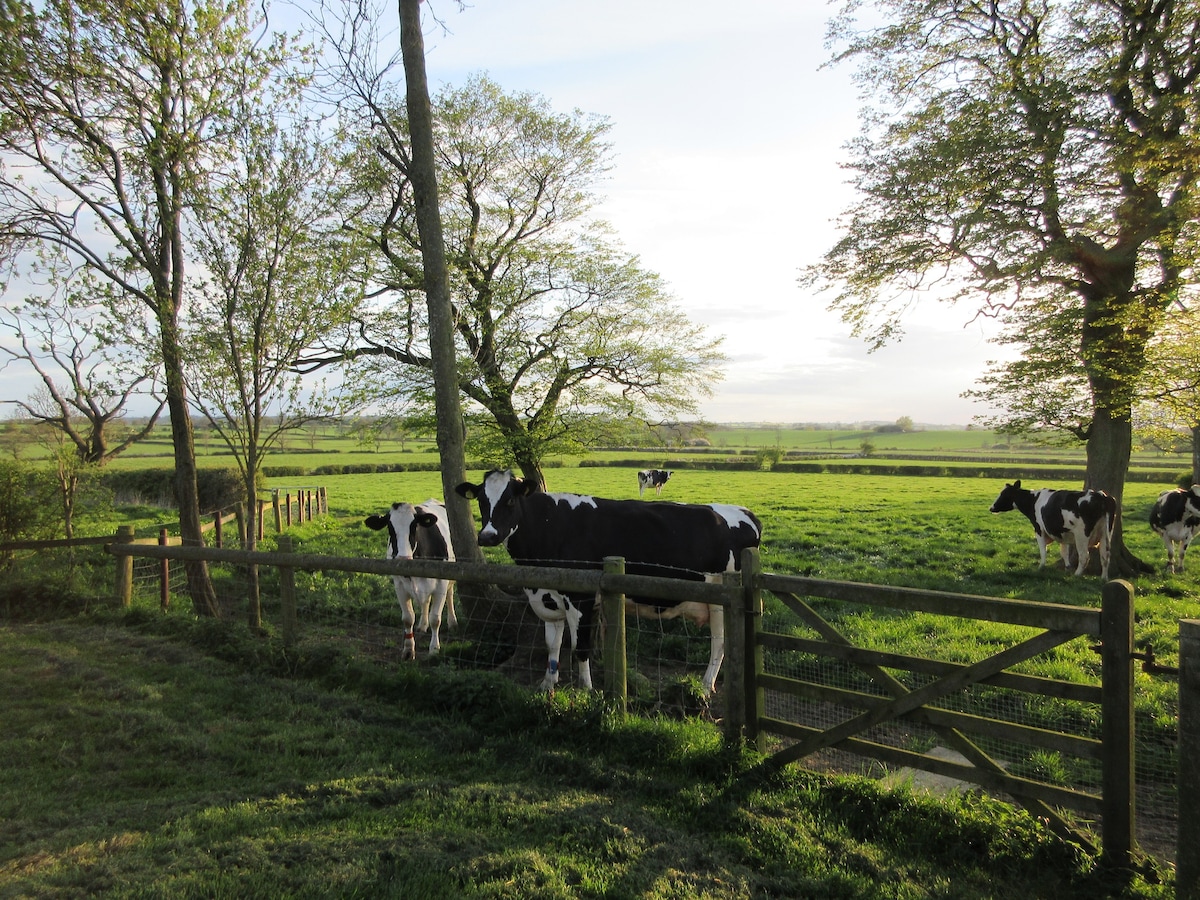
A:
[[455, 470, 538, 547], [365, 503, 439, 560]]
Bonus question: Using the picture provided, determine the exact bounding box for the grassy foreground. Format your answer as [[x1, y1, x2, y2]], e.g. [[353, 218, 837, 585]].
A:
[[0, 605, 1171, 899]]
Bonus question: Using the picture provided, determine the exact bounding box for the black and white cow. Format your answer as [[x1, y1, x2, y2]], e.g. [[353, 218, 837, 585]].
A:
[[637, 469, 673, 497], [455, 469, 762, 694], [364, 499, 457, 659], [989, 480, 1117, 579], [1149, 485, 1200, 573]]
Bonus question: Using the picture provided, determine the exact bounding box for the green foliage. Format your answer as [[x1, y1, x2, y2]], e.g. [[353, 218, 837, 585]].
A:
[[0, 459, 58, 544]]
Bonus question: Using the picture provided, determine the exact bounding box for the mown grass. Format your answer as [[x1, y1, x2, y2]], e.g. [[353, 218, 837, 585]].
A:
[[0, 609, 1171, 899]]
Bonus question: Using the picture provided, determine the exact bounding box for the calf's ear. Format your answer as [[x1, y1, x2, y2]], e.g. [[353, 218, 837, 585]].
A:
[[455, 482, 479, 499], [364, 515, 388, 530]]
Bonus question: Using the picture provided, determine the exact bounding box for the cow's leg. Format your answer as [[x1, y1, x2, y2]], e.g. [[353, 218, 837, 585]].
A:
[[426, 581, 449, 655], [394, 577, 417, 660], [571, 596, 597, 691], [1161, 535, 1176, 573], [444, 582, 458, 630], [1179, 536, 1191, 573], [1096, 522, 1112, 581], [700, 603, 725, 697], [1036, 535, 1051, 569], [1070, 531, 1089, 576], [528, 589, 573, 691]]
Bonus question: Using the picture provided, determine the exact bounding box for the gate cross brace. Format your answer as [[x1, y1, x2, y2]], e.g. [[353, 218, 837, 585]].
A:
[[766, 591, 1078, 797]]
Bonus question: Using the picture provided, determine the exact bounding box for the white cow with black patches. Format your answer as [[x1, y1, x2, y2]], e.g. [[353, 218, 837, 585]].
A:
[[1149, 485, 1200, 573], [455, 469, 762, 695], [989, 480, 1117, 579], [364, 499, 457, 659]]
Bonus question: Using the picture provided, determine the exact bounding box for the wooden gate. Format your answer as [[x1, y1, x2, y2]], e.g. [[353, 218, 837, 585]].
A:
[[724, 549, 1136, 866]]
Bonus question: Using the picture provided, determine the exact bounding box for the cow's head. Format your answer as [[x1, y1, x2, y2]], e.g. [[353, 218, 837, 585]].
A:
[[455, 469, 538, 547], [365, 502, 439, 560], [989, 480, 1023, 513]]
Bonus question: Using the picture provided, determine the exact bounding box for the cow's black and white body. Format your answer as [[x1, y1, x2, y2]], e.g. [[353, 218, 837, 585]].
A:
[[989, 480, 1117, 579], [637, 469, 673, 497], [1149, 485, 1200, 573], [364, 499, 457, 659], [455, 469, 761, 694]]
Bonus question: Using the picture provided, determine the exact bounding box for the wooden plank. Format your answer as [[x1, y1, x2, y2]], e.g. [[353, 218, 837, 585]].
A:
[[760, 717, 1103, 816], [767, 628, 1078, 768], [763, 574, 1101, 635], [759, 673, 1102, 759], [758, 630, 1103, 704], [101, 542, 738, 607]]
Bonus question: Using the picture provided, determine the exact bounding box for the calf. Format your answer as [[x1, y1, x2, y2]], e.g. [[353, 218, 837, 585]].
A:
[[637, 468, 673, 497], [364, 499, 457, 659], [455, 469, 761, 695], [1149, 485, 1200, 573], [989, 480, 1116, 579]]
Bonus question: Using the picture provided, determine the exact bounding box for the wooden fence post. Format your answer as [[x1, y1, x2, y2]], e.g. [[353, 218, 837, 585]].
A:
[[1180, 619, 1200, 898], [113, 525, 135, 607], [285, 493, 293, 528], [742, 547, 764, 752], [278, 534, 297, 647], [272, 490, 282, 533], [213, 510, 223, 548], [319, 486, 328, 515], [601, 556, 627, 715], [158, 528, 170, 611], [724, 564, 747, 746], [1100, 579, 1136, 869], [235, 503, 247, 546]]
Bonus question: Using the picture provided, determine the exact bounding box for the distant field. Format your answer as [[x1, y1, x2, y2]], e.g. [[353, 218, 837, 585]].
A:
[[83, 423, 1192, 474]]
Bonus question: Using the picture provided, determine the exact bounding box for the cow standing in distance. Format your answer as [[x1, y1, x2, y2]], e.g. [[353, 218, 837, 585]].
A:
[[637, 468, 673, 497], [364, 499, 457, 659], [989, 480, 1117, 579], [455, 469, 762, 695], [1149, 485, 1200, 573]]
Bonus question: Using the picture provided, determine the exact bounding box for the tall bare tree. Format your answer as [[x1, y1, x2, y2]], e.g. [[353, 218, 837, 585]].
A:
[[1, 279, 165, 465]]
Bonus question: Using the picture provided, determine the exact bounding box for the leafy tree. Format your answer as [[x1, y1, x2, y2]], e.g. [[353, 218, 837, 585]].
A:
[[806, 0, 1200, 573], [316, 74, 725, 487], [0, 0, 295, 613], [1138, 301, 1200, 483], [186, 89, 365, 532], [184, 82, 366, 626]]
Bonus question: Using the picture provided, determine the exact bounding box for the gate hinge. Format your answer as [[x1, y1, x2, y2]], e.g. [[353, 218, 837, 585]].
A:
[[1089, 643, 1180, 676]]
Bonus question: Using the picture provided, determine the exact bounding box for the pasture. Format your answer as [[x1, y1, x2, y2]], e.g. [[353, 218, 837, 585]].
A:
[[1, 439, 1191, 897]]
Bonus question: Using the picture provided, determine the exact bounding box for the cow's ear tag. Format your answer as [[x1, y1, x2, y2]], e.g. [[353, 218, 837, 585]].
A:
[[455, 482, 478, 499]]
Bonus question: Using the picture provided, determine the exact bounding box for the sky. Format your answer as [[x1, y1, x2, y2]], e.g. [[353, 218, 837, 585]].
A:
[[0, 0, 1011, 427], [415, 0, 1011, 427]]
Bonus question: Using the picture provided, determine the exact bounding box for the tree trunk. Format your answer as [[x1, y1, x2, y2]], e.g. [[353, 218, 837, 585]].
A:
[[160, 317, 219, 617], [398, 0, 482, 565], [1191, 425, 1200, 486], [1085, 407, 1151, 577]]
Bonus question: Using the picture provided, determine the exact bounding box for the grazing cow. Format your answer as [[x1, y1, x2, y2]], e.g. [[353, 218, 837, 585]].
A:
[[1149, 485, 1200, 573], [637, 468, 674, 497], [364, 499, 457, 659], [455, 469, 762, 694], [989, 480, 1117, 579]]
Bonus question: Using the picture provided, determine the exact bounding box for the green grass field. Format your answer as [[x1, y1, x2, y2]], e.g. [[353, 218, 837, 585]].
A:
[[0, 432, 1189, 897]]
